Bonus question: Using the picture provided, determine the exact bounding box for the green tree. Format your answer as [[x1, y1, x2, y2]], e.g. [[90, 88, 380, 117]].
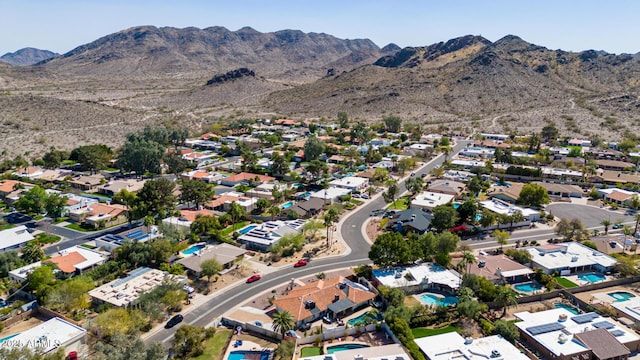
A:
[[467, 176, 483, 196], [268, 206, 281, 220], [457, 198, 477, 224], [383, 116, 402, 133], [43, 192, 67, 221], [378, 285, 406, 308], [373, 168, 389, 184], [22, 241, 45, 264], [46, 276, 94, 313], [271, 310, 295, 337], [324, 207, 339, 248], [92, 334, 165, 360], [180, 178, 213, 209], [112, 189, 142, 222], [270, 152, 289, 178], [457, 296, 487, 320], [190, 215, 222, 236], [200, 258, 222, 285], [338, 111, 349, 128], [518, 183, 550, 207], [277, 339, 296, 360], [172, 325, 207, 359], [255, 198, 270, 213], [42, 148, 68, 169], [164, 152, 190, 175], [136, 178, 176, 219], [0, 251, 23, 278], [555, 218, 587, 242], [368, 232, 412, 267], [303, 135, 326, 161], [70, 144, 113, 173], [302, 220, 324, 240], [431, 205, 457, 233], [350, 122, 371, 144], [117, 135, 164, 175], [0, 347, 66, 360], [27, 264, 55, 302], [382, 179, 399, 208], [493, 229, 510, 252], [14, 186, 47, 214], [495, 285, 518, 318], [601, 219, 612, 234], [541, 125, 559, 144], [405, 176, 424, 196], [228, 201, 246, 233]]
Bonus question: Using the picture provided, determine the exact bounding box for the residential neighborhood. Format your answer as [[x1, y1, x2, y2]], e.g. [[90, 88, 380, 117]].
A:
[[1, 118, 640, 360]]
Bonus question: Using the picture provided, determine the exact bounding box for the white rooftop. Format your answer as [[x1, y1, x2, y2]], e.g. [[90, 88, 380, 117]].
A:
[[414, 332, 529, 360], [514, 308, 638, 357], [373, 263, 460, 290], [301, 344, 409, 360], [329, 176, 368, 189], [89, 267, 182, 307], [411, 191, 455, 210], [479, 199, 539, 218], [451, 159, 486, 168], [525, 242, 617, 271], [541, 167, 583, 177], [0, 225, 34, 251], [8, 317, 86, 353], [612, 297, 640, 322], [309, 187, 351, 200]]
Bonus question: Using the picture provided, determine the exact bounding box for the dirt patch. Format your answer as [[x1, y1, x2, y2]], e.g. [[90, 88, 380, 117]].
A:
[[366, 218, 384, 242], [0, 313, 48, 337]]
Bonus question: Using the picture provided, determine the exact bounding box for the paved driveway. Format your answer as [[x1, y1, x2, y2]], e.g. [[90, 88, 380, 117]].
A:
[[546, 203, 636, 228]]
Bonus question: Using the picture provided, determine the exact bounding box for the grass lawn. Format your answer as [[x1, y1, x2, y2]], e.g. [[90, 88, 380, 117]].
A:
[[53, 217, 69, 224], [554, 277, 579, 288], [64, 223, 95, 232], [385, 198, 409, 211], [0, 223, 16, 231], [221, 221, 248, 237], [79, 243, 97, 249], [35, 233, 61, 245], [193, 329, 232, 360], [412, 325, 460, 338], [300, 347, 323, 357]]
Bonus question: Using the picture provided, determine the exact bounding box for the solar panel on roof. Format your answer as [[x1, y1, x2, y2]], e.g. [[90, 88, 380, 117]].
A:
[[571, 313, 599, 324], [610, 330, 625, 337], [526, 322, 566, 335], [592, 321, 615, 329]]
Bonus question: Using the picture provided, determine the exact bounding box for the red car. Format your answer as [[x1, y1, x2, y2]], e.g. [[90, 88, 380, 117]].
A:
[[247, 274, 262, 283], [294, 259, 308, 268]]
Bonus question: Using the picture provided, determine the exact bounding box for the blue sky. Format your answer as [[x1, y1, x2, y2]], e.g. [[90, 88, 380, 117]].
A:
[[2, 0, 639, 55]]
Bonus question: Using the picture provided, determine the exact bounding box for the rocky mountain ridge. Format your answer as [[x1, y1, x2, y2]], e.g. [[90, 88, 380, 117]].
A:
[[0, 47, 59, 66]]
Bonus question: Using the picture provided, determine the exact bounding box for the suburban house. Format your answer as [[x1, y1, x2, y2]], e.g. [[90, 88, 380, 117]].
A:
[[514, 308, 639, 360], [272, 276, 376, 327], [237, 219, 305, 251], [68, 203, 129, 229], [486, 182, 524, 204], [593, 170, 640, 185], [89, 267, 186, 307], [329, 176, 369, 191], [34, 169, 73, 183], [309, 187, 351, 204], [204, 192, 257, 212], [9, 245, 109, 282], [0, 179, 32, 201], [596, 159, 636, 171], [300, 344, 410, 360], [219, 172, 275, 187], [181, 169, 225, 183], [411, 191, 455, 212], [533, 182, 584, 198], [427, 179, 467, 198], [94, 226, 161, 252], [597, 188, 638, 206], [388, 208, 433, 234], [479, 199, 540, 223], [415, 332, 529, 360], [480, 133, 509, 141], [12, 166, 45, 179], [288, 197, 326, 218], [452, 253, 532, 284], [7, 317, 87, 356], [0, 225, 34, 252], [372, 263, 460, 295], [68, 174, 105, 191], [459, 147, 495, 158], [524, 242, 617, 275], [63, 194, 99, 214], [612, 297, 640, 324], [246, 182, 293, 200], [162, 209, 213, 233], [568, 138, 592, 147], [177, 243, 246, 277], [97, 179, 146, 197]]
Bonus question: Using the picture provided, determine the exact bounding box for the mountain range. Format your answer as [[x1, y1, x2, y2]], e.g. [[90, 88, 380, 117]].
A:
[[0, 47, 59, 66], [0, 26, 638, 156]]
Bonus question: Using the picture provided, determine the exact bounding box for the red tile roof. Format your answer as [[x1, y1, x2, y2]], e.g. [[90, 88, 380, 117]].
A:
[[180, 209, 213, 222], [46, 252, 87, 273]]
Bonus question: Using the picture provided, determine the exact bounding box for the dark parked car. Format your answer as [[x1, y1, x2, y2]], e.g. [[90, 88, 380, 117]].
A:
[[165, 314, 183, 328]]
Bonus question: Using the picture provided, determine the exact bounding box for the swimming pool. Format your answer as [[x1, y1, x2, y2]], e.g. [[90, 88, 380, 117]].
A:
[[578, 273, 606, 283], [281, 201, 294, 209], [419, 293, 458, 307], [182, 244, 206, 255], [326, 344, 369, 354], [347, 313, 377, 326], [239, 225, 257, 235], [554, 303, 580, 315], [0, 333, 19, 343], [609, 291, 636, 302], [514, 282, 543, 293], [228, 350, 271, 360]]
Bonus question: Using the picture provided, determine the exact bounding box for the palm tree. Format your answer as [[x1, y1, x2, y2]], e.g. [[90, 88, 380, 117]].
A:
[[634, 214, 640, 235], [623, 226, 634, 254], [495, 285, 518, 318], [462, 251, 476, 275], [367, 186, 377, 198], [271, 310, 295, 338], [228, 202, 245, 232], [509, 210, 525, 230], [601, 219, 611, 234], [268, 206, 281, 221], [324, 208, 339, 249]]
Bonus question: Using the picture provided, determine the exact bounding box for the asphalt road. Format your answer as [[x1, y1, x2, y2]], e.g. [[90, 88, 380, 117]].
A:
[[546, 203, 637, 228], [147, 139, 473, 346], [41, 221, 141, 255]]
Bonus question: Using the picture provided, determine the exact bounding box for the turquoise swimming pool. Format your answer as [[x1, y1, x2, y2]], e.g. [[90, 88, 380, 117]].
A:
[[239, 225, 257, 235], [514, 282, 543, 293], [578, 273, 606, 283], [347, 313, 377, 326], [326, 344, 369, 354], [0, 333, 19, 343], [419, 293, 458, 307], [281, 201, 294, 209], [609, 291, 636, 302], [554, 303, 580, 315], [228, 351, 271, 360], [182, 244, 205, 255]]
